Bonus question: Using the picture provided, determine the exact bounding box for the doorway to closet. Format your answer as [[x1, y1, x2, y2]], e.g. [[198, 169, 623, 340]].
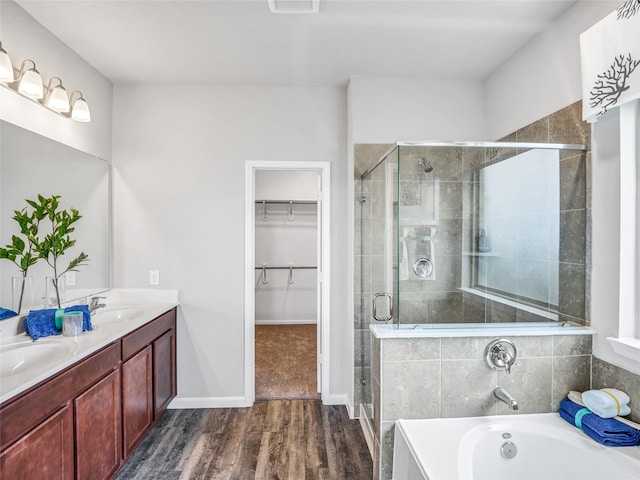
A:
[[244, 162, 330, 405]]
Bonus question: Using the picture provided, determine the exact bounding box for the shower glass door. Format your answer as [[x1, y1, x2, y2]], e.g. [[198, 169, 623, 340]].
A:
[[368, 148, 398, 326], [358, 146, 398, 424]]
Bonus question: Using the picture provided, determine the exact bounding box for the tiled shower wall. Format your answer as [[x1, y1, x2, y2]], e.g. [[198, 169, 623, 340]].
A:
[[371, 333, 593, 480], [353, 100, 591, 416]]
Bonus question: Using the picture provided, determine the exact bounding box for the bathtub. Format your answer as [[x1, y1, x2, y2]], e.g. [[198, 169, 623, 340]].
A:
[[393, 413, 640, 480]]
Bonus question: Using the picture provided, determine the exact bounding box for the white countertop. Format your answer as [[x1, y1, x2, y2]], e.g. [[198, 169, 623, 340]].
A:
[[371, 322, 596, 339], [0, 289, 179, 405]]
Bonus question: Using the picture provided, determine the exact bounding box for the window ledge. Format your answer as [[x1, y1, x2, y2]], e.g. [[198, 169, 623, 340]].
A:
[[607, 337, 640, 362]]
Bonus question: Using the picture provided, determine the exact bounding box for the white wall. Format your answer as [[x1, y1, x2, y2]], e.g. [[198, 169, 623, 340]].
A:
[[484, 1, 615, 140], [484, 1, 640, 375], [349, 76, 487, 143], [0, 0, 112, 160], [112, 84, 348, 405]]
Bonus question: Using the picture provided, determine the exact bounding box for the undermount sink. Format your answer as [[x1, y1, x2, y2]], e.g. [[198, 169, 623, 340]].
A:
[[92, 307, 145, 325], [0, 339, 77, 378]]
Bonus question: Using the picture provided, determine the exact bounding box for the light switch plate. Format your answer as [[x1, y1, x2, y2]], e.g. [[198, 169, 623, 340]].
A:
[[149, 270, 160, 286], [66, 271, 76, 286]]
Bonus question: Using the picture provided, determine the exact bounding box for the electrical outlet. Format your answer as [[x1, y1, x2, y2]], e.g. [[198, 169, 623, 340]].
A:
[[149, 270, 160, 286], [66, 271, 76, 286]]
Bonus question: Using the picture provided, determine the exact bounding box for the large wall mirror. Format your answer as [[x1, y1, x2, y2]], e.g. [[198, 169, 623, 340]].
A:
[[0, 121, 111, 317]]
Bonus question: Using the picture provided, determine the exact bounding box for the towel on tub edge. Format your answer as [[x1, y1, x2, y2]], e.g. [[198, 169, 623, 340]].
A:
[[559, 397, 640, 447]]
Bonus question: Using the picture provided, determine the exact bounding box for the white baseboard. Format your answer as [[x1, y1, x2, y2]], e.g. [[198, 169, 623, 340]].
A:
[[169, 393, 350, 411], [168, 396, 251, 409], [255, 319, 317, 325], [323, 392, 350, 408]]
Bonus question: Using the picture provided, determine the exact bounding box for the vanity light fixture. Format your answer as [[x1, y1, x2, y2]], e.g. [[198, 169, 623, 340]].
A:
[[17, 60, 44, 99], [0, 41, 91, 122], [45, 77, 70, 113], [70, 91, 91, 122], [0, 42, 14, 82]]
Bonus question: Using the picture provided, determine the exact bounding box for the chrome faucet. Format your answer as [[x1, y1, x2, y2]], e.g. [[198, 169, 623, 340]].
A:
[[494, 386, 518, 410], [88, 296, 107, 314], [485, 339, 517, 374]]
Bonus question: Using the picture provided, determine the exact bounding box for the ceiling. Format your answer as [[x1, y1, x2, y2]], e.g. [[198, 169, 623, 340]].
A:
[[16, 0, 585, 86]]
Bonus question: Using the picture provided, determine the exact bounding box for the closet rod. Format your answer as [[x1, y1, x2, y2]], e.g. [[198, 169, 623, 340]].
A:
[[255, 200, 317, 205], [254, 266, 317, 270]]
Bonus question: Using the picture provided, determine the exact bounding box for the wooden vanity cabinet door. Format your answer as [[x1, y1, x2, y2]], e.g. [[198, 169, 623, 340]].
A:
[[153, 328, 176, 419], [122, 345, 153, 457], [75, 370, 121, 480], [0, 405, 73, 480]]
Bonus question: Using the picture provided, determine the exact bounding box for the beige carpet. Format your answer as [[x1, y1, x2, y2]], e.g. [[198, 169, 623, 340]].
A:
[[255, 324, 319, 400]]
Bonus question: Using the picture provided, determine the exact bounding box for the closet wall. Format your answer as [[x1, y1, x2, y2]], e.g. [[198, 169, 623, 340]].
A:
[[255, 171, 318, 324]]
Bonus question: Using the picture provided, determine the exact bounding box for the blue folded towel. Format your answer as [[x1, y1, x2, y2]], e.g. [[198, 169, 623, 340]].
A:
[[559, 397, 640, 447], [24, 305, 93, 341], [0, 308, 18, 320]]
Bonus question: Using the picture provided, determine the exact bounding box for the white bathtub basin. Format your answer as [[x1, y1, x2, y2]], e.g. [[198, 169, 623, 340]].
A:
[[393, 413, 640, 480]]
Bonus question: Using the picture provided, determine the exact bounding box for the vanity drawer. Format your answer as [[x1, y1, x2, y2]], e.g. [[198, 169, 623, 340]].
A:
[[0, 342, 119, 450], [122, 309, 176, 361]]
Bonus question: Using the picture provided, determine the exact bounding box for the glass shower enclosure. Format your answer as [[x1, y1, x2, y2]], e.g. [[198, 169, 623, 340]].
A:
[[356, 141, 588, 418]]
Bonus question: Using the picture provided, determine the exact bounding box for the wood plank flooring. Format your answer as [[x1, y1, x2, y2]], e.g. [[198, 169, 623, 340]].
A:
[[115, 400, 372, 480]]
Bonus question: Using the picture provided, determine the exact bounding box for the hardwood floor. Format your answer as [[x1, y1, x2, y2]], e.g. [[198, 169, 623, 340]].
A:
[[115, 400, 373, 480]]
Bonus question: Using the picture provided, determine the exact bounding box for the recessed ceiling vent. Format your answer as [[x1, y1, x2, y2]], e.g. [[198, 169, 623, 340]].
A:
[[267, 0, 320, 14]]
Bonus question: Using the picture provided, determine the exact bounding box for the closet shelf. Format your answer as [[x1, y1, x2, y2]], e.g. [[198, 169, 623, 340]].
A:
[[255, 200, 317, 205], [257, 199, 317, 221], [255, 265, 317, 270], [256, 264, 317, 285]]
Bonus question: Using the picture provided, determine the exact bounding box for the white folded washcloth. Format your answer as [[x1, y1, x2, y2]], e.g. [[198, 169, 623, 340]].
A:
[[582, 388, 631, 418]]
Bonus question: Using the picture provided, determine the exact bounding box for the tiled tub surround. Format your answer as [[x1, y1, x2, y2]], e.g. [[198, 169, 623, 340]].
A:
[[370, 329, 594, 480], [353, 101, 591, 417]]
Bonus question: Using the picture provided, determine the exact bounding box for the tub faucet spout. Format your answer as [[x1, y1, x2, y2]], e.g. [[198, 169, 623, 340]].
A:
[[494, 387, 518, 410]]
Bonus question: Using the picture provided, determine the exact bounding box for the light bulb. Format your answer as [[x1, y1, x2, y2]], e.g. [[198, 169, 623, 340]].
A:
[[0, 46, 14, 82], [71, 96, 91, 122], [47, 84, 70, 112], [18, 66, 43, 99]]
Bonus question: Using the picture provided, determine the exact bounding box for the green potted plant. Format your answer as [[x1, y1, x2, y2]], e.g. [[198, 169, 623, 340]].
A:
[[0, 208, 40, 313], [30, 194, 89, 309]]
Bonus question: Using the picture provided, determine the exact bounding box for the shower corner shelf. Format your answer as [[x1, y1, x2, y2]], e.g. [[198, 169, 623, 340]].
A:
[[462, 251, 501, 257]]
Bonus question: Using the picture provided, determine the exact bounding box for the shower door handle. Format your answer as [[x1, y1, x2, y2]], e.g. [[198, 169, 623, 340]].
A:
[[373, 293, 393, 322]]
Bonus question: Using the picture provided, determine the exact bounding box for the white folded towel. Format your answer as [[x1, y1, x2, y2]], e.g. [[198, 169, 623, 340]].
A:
[[582, 388, 631, 418]]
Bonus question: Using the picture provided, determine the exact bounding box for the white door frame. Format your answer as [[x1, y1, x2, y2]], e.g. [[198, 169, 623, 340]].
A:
[[244, 161, 331, 405]]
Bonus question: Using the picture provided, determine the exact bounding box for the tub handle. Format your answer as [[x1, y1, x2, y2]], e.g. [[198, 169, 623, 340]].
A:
[[485, 338, 517, 374]]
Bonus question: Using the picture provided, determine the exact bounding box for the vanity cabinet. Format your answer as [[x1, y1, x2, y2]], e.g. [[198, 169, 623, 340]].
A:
[[0, 307, 177, 480], [0, 405, 74, 480], [153, 328, 176, 418], [121, 309, 176, 456], [75, 370, 121, 480], [122, 345, 153, 457], [0, 342, 118, 480]]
